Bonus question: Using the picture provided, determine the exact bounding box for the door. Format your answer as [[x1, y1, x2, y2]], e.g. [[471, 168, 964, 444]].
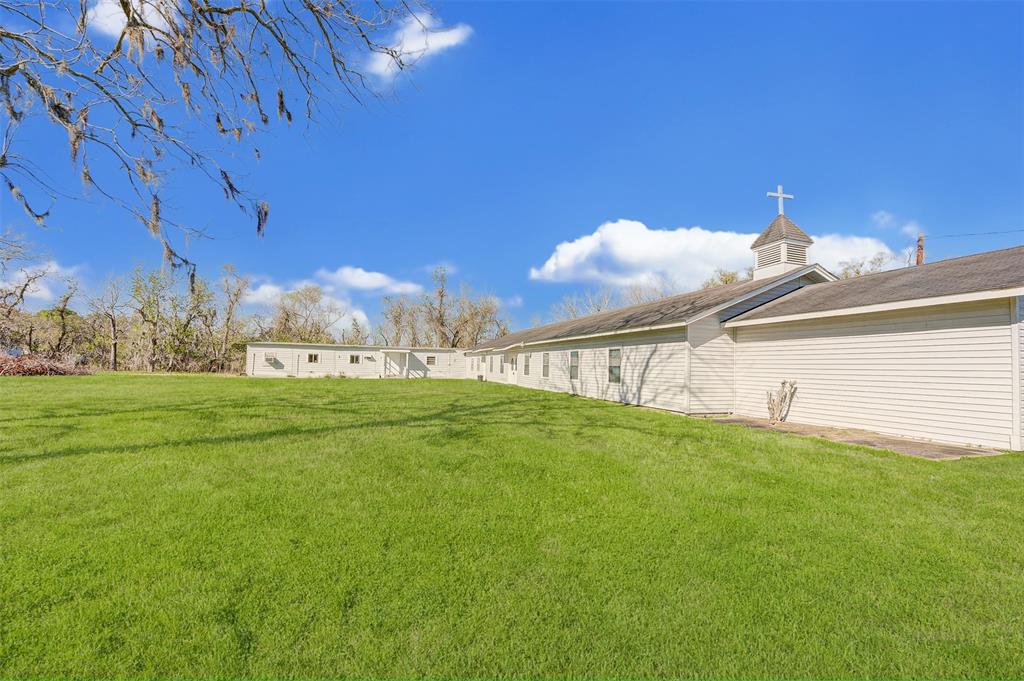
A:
[[508, 352, 518, 385]]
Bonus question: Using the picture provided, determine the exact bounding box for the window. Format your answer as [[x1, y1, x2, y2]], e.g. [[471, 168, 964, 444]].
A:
[[349, 354, 360, 364], [523, 354, 530, 376], [426, 356, 436, 366], [608, 348, 621, 384], [510, 355, 517, 371], [542, 352, 549, 378], [264, 351, 277, 364], [569, 351, 579, 380], [307, 353, 319, 364], [500, 358, 504, 374], [489, 356, 494, 372]]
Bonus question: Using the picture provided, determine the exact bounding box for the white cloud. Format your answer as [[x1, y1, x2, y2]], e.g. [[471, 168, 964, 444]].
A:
[[529, 218, 897, 290], [242, 282, 285, 306], [315, 266, 422, 295], [1, 260, 84, 306], [86, 0, 173, 39], [872, 210, 924, 238], [871, 210, 895, 229], [366, 13, 473, 82], [503, 295, 524, 308]]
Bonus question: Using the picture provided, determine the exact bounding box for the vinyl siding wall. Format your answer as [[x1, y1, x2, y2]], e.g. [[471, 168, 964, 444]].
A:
[[687, 276, 814, 413], [474, 329, 689, 412], [1015, 297, 1023, 450], [247, 344, 465, 379], [733, 299, 1016, 449]]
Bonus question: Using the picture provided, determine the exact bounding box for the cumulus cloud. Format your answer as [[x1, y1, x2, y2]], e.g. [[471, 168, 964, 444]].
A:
[[315, 266, 422, 295], [366, 13, 472, 82], [86, 0, 173, 38], [503, 295, 524, 309], [529, 219, 897, 290], [242, 282, 285, 306], [242, 263, 423, 333]]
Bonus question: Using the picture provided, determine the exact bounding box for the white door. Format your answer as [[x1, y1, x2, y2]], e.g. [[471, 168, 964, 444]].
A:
[[508, 352, 518, 385]]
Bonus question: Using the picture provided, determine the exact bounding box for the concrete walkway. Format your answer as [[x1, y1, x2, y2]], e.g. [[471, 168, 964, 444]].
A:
[[713, 415, 1008, 461]]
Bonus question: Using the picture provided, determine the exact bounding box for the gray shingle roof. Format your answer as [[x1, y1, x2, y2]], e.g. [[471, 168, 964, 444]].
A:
[[472, 270, 806, 351], [731, 245, 1024, 323], [750, 214, 813, 248]]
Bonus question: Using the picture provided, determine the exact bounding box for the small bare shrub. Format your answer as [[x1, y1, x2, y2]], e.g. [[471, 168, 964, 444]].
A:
[[767, 380, 797, 424]]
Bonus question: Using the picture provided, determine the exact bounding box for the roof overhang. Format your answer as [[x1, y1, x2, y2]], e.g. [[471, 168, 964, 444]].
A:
[[724, 285, 1024, 328], [468, 264, 836, 353], [683, 264, 835, 326]]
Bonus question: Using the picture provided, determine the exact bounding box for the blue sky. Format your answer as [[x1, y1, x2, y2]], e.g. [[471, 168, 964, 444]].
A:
[[3, 0, 1023, 330]]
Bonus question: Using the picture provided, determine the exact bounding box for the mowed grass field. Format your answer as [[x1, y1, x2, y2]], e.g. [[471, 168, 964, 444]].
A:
[[2, 374, 1023, 679]]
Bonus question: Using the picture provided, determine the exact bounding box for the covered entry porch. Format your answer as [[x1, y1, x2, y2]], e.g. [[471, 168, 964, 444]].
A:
[[382, 349, 410, 378]]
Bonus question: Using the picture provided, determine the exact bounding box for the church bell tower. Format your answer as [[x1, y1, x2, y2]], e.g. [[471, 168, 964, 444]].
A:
[[751, 185, 814, 280]]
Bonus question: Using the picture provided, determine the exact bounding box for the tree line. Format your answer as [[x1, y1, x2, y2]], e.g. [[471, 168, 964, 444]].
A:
[[1, 233, 507, 373]]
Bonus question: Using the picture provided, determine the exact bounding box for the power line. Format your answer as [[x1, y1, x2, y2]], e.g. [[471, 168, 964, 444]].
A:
[[926, 228, 1024, 239]]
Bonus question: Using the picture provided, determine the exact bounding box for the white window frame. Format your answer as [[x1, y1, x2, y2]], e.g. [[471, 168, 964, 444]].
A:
[[349, 354, 360, 364], [569, 350, 580, 381], [523, 353, 530, 376], [607, 347, 622, 384], [426, 355, 437, 366], [307, 353, 319, 364], [542, 352, 550, 378]]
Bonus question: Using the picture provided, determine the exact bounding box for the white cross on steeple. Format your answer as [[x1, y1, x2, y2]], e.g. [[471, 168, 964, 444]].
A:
[[767, 184, 794, 215]]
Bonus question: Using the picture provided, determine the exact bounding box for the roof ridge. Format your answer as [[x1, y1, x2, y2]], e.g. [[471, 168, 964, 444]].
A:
[[805, 242, 1024, 287]]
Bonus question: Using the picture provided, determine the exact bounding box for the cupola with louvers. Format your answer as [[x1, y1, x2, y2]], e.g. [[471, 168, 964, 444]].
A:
[[751, 214, 813, 280]]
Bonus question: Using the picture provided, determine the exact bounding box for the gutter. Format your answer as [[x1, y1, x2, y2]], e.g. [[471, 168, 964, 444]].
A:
[[724, 286, 1024, 328]]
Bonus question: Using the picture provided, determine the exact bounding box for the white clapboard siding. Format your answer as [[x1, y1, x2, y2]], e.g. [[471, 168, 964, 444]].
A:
[[734, 299, 1015, 448], [505, 329, 689, 412], [687, 316, 734, 413], [688, 276, 813, 413], [246, 344, 465, 379]]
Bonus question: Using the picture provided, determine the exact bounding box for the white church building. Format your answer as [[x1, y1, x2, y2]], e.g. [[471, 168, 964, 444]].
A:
[[467, 207, 1023, 451], [248, 194, 1023, 451]]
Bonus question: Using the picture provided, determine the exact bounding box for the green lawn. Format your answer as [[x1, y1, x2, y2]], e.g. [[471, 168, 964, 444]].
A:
[[2, 374, 1023, 679]]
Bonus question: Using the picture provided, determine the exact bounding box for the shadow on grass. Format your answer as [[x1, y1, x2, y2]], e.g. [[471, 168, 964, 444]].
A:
[[1, 391, 717, 467]]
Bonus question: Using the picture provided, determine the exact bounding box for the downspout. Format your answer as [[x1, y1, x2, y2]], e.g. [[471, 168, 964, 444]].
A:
[[1011, 297, 1022, 451]]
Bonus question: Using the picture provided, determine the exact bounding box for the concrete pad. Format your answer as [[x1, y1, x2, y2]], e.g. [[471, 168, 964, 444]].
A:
[[712, 415, 1008, 461]]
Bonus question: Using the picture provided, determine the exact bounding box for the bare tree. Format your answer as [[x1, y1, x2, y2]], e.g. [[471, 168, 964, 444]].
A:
[[258, 285, 342, 344], [342, 317, 369, 345], [89, 276, 126, 370], [216, 265, 249, 371], [130, 266, 169, 371], [381, 272, 506, 348], [42, 279, 80, 357], [838, 252, 893, 278], [701, 268, 752, 290], [0, 0, 425, 273], [621, 275, 676, 305], [0, 231, 49, 321], [550, 288, 615, 321], [377, 295, 411, 346], [422, 266, 456, 346]]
